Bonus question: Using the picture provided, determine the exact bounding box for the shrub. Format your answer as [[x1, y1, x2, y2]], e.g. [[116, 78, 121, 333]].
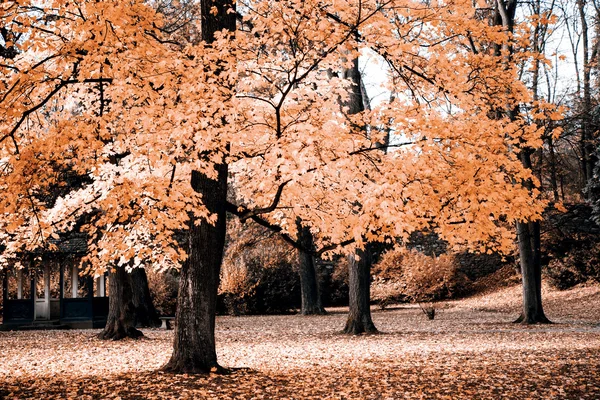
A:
[[372, 248, 468, 305], [542, 204, 600, 290], [545, 241, 600, 290], [146, 269, 178, 316], [218, 219, 300, 315]]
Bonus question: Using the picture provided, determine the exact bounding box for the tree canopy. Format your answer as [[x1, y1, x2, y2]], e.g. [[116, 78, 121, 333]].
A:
[[0, 0, 555, 272]]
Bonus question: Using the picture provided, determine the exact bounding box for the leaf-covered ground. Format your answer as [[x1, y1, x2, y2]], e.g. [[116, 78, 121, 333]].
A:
[[1, 283, 599, 399]]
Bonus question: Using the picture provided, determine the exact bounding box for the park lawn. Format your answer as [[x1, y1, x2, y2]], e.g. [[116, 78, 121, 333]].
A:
[[1, 283, 599, 399]]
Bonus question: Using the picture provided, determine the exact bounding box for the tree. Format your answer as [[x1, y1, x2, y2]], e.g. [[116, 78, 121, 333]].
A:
[[577, 0, 596, 184], [130, 268, 161, 328], [344, 244, 377, 334], [97, 260, 161, 340], [588, 146, 600, 224], [339, 54, 377, 334], [98, 265, 144, 340], [491, 0, 554, 324], [1, 0, 550, 371], [296, 220, 326, 315], [558, 0, 600, 193]]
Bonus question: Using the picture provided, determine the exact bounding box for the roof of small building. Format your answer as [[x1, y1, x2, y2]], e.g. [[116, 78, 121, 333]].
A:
[[46, 234, 88, 255]]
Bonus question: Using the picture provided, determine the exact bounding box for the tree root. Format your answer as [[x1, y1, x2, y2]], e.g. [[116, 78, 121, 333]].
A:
[[161, 360, 230, 375], [513, 313, 552, 324], [97, 324, 144, 340], [342, 319, 379, 335]]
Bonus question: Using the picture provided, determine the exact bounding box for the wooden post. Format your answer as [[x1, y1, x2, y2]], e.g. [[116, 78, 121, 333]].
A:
[[2, 269, 7, 301], [44, 261, 50, 319], [30, 260, 36, 320], [44, 263, 50, 300], [99, 274, 106, 297], [59, 263, 64, 319], [17, 269, 22, 299], [72, 264, 78, 298]]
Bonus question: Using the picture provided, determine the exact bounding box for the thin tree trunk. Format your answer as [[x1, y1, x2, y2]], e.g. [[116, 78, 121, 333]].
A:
[[343, 246, 377, 334], [513, 151, 550, 324], [493, 0, 550, 324], [578, 0, 594, 184], [98, 265, 143, 340], [339, 54, 378, 333], [548, 136, 560, 202], [296, 220, 326, 315], [130, 268, 160, 328]]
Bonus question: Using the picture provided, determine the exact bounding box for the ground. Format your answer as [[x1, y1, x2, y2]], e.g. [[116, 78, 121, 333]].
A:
[[1, 283, 599, 399]]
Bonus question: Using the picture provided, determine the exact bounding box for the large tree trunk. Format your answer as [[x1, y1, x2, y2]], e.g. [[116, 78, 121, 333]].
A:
[[130, 268, 160, 328], [513, 151, 550, 324], [98, 265, 143, 340], [343, 246, 377, 334], [162, 0, 234, 374], [163, 166, 229, 373], [297, 220, 326, 315]]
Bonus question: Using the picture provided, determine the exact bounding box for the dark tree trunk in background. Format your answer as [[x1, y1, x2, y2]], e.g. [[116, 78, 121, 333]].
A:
[[548, 137, 560, 202], [494, 0, 550, 324], [98, 265, 143, 340], [343, 245, 377, 334], [297, 220, 326, 315], [577, 0, 595, 185], [163, 0, 235, 374], [514, 150, 550, 324], [340, 54, 377, 334], [130, 268, 160, 328]]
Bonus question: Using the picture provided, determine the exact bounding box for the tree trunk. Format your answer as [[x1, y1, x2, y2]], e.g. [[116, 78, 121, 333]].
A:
[[297, 220, 326, 315], [513, 148, 550, 324], [162, 0, 234, 374], [493, 0, 550, 325], [548, 136, 560, 202], [578, 0, 595, 185], [343, 246, 377, 334], [163, 166, 229, 373], [98, 265, 143, 340], [130, 268, 160, 328], [514, 220, 550, 324], [340, 53, 377, 334]]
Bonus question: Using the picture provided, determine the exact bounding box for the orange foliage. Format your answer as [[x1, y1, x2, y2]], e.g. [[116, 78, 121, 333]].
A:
[[221, 219, 296, 293], [0, 0, 559, 272], [372, 248, 467, 303]]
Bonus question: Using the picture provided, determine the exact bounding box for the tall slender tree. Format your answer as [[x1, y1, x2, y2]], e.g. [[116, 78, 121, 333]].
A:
[[493, 0, 550, 323]]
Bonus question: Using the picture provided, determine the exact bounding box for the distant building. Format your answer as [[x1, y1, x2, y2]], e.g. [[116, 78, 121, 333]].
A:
[[1, 234, 108, 330]]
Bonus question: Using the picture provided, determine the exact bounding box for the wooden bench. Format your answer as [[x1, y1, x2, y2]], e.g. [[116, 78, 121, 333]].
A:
[[159, 316, 175, 330]]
